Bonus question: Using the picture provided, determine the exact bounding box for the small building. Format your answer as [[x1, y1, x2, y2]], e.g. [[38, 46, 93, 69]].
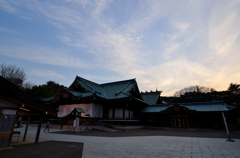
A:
[[0, 76, 57, 148], [141, 101, 237, 129]]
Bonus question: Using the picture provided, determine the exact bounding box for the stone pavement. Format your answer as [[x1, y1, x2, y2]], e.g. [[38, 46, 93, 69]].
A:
[[10, 126, 240, 158]]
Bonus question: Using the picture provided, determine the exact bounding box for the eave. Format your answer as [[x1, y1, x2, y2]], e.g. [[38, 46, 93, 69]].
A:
[[0, 94, 57, 114]]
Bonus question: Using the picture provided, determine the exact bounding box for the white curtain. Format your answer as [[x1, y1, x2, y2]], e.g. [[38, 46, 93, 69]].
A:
[[115, 109, 123, 119], [108, 109, 113, 119], [125, 109, 129, 119], [92, 104, 103, 118]]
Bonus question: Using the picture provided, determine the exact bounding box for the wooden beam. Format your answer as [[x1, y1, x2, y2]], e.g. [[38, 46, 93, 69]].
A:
[[0, 107, 18, 110], [0, 95, 57, 114], [35, 114, 43, 144], [23, 113, 31, 141]]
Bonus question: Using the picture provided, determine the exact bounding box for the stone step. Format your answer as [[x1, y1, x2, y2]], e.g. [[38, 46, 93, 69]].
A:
[[92, 126, 120, 132]]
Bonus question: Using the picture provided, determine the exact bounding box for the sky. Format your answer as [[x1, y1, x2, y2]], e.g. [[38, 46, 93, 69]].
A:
[[0, 0, 240, 96]]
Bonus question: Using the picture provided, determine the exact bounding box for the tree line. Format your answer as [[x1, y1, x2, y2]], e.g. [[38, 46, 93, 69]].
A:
[[167, 84, 240, 105], [1, 63, 240, 106], [0, 63, 66, 104]]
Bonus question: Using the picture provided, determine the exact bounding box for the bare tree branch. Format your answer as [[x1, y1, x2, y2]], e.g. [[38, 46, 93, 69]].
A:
[[0, 63, 26, 87], [174, 85, 216, 97]]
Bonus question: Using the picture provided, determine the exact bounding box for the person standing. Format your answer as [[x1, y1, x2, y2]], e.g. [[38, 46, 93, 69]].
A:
[[44, 121, 50, 132], [17, 116, 22, 128]]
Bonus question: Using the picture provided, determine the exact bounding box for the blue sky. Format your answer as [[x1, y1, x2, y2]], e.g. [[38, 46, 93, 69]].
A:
[[0, 0, 240, 96]]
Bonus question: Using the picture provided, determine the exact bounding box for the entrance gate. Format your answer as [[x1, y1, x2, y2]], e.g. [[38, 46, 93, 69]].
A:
[[171, 114, 188, 128], [167, 104, 189, 128]]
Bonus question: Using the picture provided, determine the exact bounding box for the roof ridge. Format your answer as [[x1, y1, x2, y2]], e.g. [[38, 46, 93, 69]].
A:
[[102, 88, 109, 99], [141, 91, 161, 94], [101, 78, 136, 86], [180, 101, 224, 105], [77, 77, 101, 94], [76, 75, 101, 87], [115, 81, 131, 95]]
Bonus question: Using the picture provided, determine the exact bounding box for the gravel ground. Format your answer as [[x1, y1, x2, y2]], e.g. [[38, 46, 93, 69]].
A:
[[0, 141, 83, 158], [52, 127, 240, 139]]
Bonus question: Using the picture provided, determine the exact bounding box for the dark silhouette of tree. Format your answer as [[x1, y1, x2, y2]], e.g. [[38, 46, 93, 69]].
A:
[[228, 83, 240, 94], [22, 81, 66, 105], [22, 85, 54, 103], [23, 82, 35, 90], [46, 81, 66, 94], [174, 85, 216, 97], [0, 63, 26, 87]]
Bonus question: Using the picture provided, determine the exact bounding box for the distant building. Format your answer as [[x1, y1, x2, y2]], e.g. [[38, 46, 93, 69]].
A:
[[141, 101, 237, 129]]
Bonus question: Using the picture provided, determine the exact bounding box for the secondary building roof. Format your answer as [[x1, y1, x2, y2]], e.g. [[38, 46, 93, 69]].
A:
[[0, 76, 57, 114], [142, 101, 236, 113], [140, 91, 162, 105]]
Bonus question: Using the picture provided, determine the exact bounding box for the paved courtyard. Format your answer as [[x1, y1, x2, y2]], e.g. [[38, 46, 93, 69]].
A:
[[10, 126, 240, 158]]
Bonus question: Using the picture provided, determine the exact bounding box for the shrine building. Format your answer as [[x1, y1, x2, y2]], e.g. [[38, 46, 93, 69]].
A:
[[43, 76, 238, 129]]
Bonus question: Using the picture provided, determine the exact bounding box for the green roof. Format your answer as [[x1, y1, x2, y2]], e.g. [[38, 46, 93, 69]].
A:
[[74, 108, 85, 113], [180, 102, 236, 112], [69, 76, 141, 100], [44, 76, 146, 105], [140, 91, 161, 105], [142, 101, 236, 112]]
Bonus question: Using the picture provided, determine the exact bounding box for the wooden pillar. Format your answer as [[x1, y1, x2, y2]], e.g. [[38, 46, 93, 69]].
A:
[[123, 108, 125, 120], [23, 112, 31, 141], [9, 110, 19, 146], [35, 114, 43, 144]]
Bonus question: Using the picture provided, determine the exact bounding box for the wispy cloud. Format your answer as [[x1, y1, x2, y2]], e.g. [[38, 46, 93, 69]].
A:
[[0, 0, 240, 95], [0, 27, 25, 36], [30, 69, 65, 79], [0, 0, 16, 13], [208, 2, 240, 57], [172, 21, 190, 32], [0, 45, 88, 68]]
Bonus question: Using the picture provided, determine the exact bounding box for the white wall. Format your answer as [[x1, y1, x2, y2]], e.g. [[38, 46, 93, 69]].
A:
[[0, 98, 18, 115], [2, 109, 17, 115]]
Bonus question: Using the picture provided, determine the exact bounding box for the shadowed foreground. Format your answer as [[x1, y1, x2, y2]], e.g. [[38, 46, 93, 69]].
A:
[[53, 127, 240, 139], [0, 141, 83, 158]]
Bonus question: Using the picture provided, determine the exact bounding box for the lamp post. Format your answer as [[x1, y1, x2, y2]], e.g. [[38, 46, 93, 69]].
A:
[[222, 112, 235, 142]]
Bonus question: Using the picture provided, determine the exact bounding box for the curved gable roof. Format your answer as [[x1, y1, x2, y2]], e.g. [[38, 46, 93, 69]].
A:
[[141, 91, 161, 105], [70, 77, 140, 100], [101, 79, 137, 99], [45, 76, 145, 103]]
